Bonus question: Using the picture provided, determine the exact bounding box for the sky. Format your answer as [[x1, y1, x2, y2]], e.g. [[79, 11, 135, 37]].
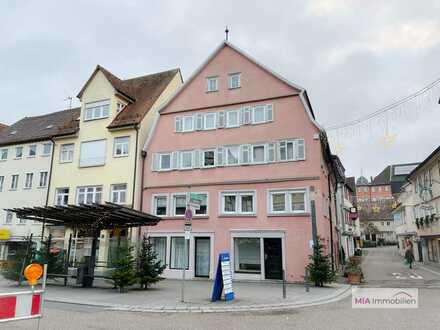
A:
[[1, 0, 439, 179]]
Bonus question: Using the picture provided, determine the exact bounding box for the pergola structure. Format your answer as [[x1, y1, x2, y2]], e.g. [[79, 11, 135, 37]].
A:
[[6, 202, 160, 287]]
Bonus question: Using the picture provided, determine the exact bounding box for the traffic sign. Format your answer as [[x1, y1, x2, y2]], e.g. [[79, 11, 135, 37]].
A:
[[184, 208, 193, 221]]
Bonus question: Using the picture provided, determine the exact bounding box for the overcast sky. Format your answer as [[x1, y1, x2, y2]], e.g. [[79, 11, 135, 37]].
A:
[[1, 0, 439, 179]]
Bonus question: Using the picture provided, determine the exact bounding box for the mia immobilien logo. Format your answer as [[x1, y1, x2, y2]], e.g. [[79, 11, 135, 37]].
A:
[[352, 288, 419, 309]]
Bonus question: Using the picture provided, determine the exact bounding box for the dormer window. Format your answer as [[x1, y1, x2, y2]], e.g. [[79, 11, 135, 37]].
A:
[[229, 73, 241, 89], [206, 76, 218, 92], [84, 99, 110, 121]]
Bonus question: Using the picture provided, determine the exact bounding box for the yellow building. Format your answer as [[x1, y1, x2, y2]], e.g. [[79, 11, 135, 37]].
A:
[[47, 65, 182, 270]]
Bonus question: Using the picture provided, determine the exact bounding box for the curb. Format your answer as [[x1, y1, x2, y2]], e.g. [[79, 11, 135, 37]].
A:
[[44, 285, 352, 313]]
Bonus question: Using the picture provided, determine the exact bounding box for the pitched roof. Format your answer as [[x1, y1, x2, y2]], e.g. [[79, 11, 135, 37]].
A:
[[108, 69, 180, 128], [155, 41, 321, 128], [346, 177, 356, 193], [78, 65, 180, 129], [0, 123, 8, 131], [372, 162, 420, 194], [0, 108, 80, 147], [408, 145, 440, 179]]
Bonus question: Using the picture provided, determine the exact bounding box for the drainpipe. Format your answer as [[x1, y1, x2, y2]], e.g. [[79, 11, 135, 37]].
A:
[[138, 150, 147, 249], [327, 174, 335, 271], [131, 126, 139, 246], [41, 138, 56, 240]]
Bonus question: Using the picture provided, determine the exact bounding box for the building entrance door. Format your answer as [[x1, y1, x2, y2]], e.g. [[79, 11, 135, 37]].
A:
[[264, 238, 283, 280], [195, 237, 210, 277]]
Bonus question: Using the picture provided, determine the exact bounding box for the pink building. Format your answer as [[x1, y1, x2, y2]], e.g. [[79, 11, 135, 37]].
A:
[[142, 42, 338, 282]]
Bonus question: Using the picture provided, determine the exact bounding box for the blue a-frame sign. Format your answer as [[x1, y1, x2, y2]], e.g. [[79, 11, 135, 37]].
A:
[[211, 252, 234, 302]]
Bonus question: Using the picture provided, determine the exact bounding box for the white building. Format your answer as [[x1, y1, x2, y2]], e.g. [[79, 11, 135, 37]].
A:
[[0, 109, 79, 261]]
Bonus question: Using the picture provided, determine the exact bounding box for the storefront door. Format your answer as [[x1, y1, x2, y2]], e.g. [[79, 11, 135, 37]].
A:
[[195, 237, 210, 277], [264, 238, 282, 280]]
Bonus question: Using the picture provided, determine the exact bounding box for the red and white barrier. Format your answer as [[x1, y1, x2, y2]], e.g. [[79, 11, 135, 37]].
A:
[[0, 290, 43, 323]]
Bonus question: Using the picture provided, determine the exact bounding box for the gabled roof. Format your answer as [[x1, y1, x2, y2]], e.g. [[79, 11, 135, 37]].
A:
[[155, 41, 320, 126], [408, 146, 440, 179], [372, 162, 420, 194], [0, 108, 80, 147], [108, 69, 181, 129], [77, 65, 181, 129]]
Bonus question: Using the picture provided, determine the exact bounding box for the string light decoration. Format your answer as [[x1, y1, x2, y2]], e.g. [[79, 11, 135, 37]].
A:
[[326, 77, 440, 154]]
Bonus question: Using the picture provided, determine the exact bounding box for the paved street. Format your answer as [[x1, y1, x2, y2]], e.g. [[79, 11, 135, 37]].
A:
[[4, 246, 440, 330]]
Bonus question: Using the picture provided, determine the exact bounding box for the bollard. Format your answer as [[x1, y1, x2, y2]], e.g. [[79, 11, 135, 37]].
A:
[[282, 270, 287, 299], [305, 267, 310, 292]]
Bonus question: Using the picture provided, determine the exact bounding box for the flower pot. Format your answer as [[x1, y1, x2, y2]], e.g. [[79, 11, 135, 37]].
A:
[[347, 272, 361, 284]]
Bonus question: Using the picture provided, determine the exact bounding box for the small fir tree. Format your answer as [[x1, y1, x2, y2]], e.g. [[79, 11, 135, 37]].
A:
[[111, 246, 137, 292], [1, 244, 34, 283], [137, 236, 165, 289], [306, 237, 336, 287], [34, 238, 65, 275]]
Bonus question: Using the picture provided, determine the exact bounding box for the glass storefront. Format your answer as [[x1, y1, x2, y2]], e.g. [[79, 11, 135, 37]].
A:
[[234, 238, 261, 273]]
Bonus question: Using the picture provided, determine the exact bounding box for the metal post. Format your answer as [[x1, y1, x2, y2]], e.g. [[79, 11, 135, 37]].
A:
[[19, 233, 34, 285], [305, 267, 310, 292], [310, 200, 318, 247], [181, 237, 187, 302], [282, 269, 286, 299], [65, 234, 73, 286], [36, 264, 48, 330]]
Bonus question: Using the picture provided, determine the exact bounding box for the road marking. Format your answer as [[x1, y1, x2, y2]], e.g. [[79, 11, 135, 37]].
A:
[[419, 266, 440, 277], [409, 274, 423, 280], [392, 273, 401, 276]]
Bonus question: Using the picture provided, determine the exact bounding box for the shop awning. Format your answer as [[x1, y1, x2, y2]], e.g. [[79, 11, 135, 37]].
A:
[[5, 202, 160, 232]]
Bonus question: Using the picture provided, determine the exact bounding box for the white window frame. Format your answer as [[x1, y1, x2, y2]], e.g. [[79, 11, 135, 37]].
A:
[[79, 139, 107, 167], [76, 185, 103, 205], [60, 143, 74, 163], [204, 113, 217, 130], [180, 151, 193, 170], [24, 173, 33, 189], [5, 211, 13, 224], [220, 191, 256, 215], [278, 139, 305, 162], [171, 193, 188, 217], [252, 105, 266, 124], [42, 143, 52, 156], [225, 145, 240, 166], [226, 110, 240, 128], [202, 149, 216, 168], [0, 176, 4, 192], [28, 145, 37, 157], [111, 183, 127, 205], [229, 73, 241, 89], [113, 136, 130, 157], [182, 116, 194, 132], [11, 174, 19, 190], [84, 99, 110, 121], [15, 146, 23, 159], [158, 153, 172, 171], [55, 187, 70, 206], [251, 144, 266, 164], [206, 76, 219, 92], [152, 194, 169, 216], [39, 171, 48, 188], [0, 148, 8, 161], [268, 188, 308, 215]]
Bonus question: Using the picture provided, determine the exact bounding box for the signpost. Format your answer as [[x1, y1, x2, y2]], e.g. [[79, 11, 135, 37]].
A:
[[211, 252, 234, 302], [181, 199, 193, 303]]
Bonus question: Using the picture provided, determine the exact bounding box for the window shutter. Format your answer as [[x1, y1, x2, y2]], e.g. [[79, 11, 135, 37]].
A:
[[297, 139, 305, 160], [193, 150, 201, 169], [152, 153, 160, 171], [244, 107, 252, 124], [267, 143, 276, 162], [196, 114, 204, 130], [217, 147, 225, 166], [239, 108, 245, 125], [172, 151, 179, 169], [266, 104, 274, 122], [175, 117, 182, 132], [240, 145, 250, 164], [217, 111, 225, 128]]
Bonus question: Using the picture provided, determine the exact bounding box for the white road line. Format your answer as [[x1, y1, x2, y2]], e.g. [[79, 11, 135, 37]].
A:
[[419, 266, 440, 277]]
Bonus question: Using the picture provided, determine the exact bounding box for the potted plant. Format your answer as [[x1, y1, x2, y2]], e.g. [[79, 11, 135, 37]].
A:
[[345, 261, 362, 284]]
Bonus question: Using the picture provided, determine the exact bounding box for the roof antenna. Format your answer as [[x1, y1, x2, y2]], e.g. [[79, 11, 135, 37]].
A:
[[64, 96, 73, 110], [225, 26, 229, 41]]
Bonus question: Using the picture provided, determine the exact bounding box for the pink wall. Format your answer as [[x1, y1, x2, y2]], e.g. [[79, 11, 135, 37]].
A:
[[142, 43, 335, 282]]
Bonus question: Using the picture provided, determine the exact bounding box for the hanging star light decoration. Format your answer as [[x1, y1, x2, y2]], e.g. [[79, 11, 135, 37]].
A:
[[372, 205, 381, 213], [379, 133, 397, 149]]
